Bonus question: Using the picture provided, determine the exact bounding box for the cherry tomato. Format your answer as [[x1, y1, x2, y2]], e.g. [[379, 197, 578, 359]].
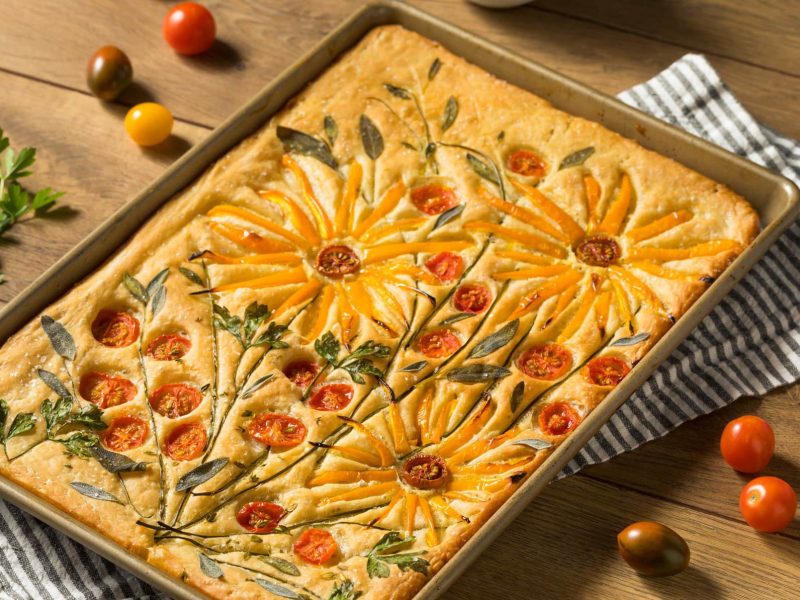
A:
[[91, 309, 140, 348], [506, 149, 546, 179], [416, 328, 461, 359], [101, 415, 149, 452], [401, 454, 449, 490], [293, 528, 338, 565], [149, 383, 203, 419], [247, 413, 307, 448], [163, 2, 216, 55], [518, 343, 572, 380], [452, 283, 491, 314], [163, 422, 207, 461], [411, 184, 457, 215], [739, 476, 797, 533], [125, 103, 173, 147], [575, 235, 621, 267], [236, 501, 285, 533], [617, 522, 690, 577], [586, 356, 631, 387], [86, 46, 132, 101], [720, 415, 775, 473], [79, 372, 137, 408], [538, 402, 581, 436], [424, 252, 464, 283], [314, 245, 361, 279], [145, 333, 191, 361], [283, 360, 320, 389], [308, 384, 353, 412]]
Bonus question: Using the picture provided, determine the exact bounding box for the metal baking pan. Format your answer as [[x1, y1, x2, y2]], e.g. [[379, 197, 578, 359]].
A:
[[0, 2, 796, 599]]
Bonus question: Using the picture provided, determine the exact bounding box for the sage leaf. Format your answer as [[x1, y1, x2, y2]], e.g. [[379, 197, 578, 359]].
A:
[[432, 204, 464, 231], [440, 96, 458, 132], [241, 374, 273, 399], [610, 332, 650, 347], [123, 273, 148, 304], [6, 413, 35, 441], [428, 57, 442, 81], [512, 438, 553, 450], [146, 268, 169, 298], [323, 115, 337, 146], [276, 126, 338, 170], [150, 285, 166, 317], [70, 482, 121, 504], [176, 457, 229, 492], [439, 312, 474, 326], [384, 83, 411, 100], [447, 365, 510, 383], [40, 316, 76, 361], [400, 360, 428, 373], [510, 381, 524, 413], [466, 153, 499, 186], [90, 445, 147, 473], [558, 146, 595, 170], [254, 578, 299, 599], [198, 553, 224, 579], [36, 368, 71, 400], [259, 555, 301, 576], [379, 553, 429, 575], [179, 267, 204, 287], [359, 115, 384, 160], [468, 320, 519, 360]]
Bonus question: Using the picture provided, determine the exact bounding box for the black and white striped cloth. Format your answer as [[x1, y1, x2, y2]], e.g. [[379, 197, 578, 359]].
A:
[[0, 54, 797, 599]]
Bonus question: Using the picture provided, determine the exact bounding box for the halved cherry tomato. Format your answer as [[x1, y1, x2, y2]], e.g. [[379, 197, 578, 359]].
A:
[[402, 454, 449, 489], [293, 528, 338, 565], [101, 415, 149, 452], [720, 415, 775, 473], [125, 103, 173, 147], [314, 245, 361, 279], [283, 360, 320, 388], [79, 372, 137, 408], [518, 344, 572, 380], [617, 521, 690, 577], [452, 283, 491, 314], [308, 384, 353, 412], [424, 252, 464, 284], [506, 149, 546, 179], [586, 356, 630, 387], [739, 476, 797, 533], [148, 383, 203, 418], [91, 309, 140, 348], [86, 46, 132, 101], [163, 2, 216, 56], [163, 422, 207, 461], [411, 184, 457, 215], [145, 333, 191, 361], [247, 413, 307, 448], [236, 501, 285, 533], [538, 402, 581, 436], [416, 329, 461, 359]]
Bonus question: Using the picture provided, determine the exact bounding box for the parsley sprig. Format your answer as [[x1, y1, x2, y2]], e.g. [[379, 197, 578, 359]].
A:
[[314, 332, 390, 384], [365, 532, 429, 579], [213, 301, 288, 351]]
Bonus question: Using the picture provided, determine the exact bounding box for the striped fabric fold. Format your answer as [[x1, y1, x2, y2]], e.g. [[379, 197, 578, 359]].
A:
[[0, 54, 797, 599]]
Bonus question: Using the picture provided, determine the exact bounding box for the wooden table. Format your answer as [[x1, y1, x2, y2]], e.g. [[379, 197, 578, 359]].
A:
[[1, 1, 798, 597]]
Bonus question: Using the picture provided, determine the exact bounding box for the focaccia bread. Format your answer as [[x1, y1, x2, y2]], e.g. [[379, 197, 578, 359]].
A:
[[0, 25, 758, 600]]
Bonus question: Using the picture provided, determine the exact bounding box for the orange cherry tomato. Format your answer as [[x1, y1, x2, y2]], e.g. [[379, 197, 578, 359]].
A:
[[91, 309, 140, 348], [586, 356, 631, 387], [79, 372, 137, 408], [424, 252, 464, 283], [411, 184, 457, 215], [101, 415, 149, 452], [538, 402, 581, 436], [720, 415, 775, 473], [739, 476, 797, 533], [125, 102, 173, 147], [518, 343, 572, 380], [308, 384, 353, 412], [283, 360, 320, 389], [293, 528, 338, 565], [145, 333, 191, 361], [247, 413, 307, 448], [401, 454, 449, 490], [236, 501, 285, 533], [452, 283, 492, 314], [148, 383, 203, 418], [163, 422, 207, 461], [416, 328, 461, 359], [506, 149, 547, 179], [163, 2, 216, 55]]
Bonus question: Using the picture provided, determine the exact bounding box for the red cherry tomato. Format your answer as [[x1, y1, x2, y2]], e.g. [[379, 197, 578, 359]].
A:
[[586, 356, 631, 387], [401, 454, 449, 490], [518, 344, 572, 380], [163, 2, 216, 55], [424, 252, 464, 283], [282, 360, 320, 388], [293, 528, 338, 565], [145, 333, 191, 361], [148, 383, 203, 419], [308, 384, 353, 412], [101, 415, 149, 452], [247, 413, 307, 448], [236, 501, 285, 533], [411, 184, 457, 215], [538, 402, 581, 436], [125, 103, 173, 147], [79, 372, 137, 408], [506, 149, 547, 179], [416, 329, 461, 359], [452, 283, 492, 314], [720, 416, 775, 473], [739, 476, 797, 533], [163, 422, 207, 461], [91, 309, 140, 348]]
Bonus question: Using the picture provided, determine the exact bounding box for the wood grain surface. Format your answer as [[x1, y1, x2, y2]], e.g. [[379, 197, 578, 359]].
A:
[[0, 1, 797, 598]]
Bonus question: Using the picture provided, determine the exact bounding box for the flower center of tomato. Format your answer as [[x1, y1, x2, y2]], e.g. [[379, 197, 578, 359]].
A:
[[401, 454, 449, 489], [314, 244, 360, 279], [575, 235, 621, 267]]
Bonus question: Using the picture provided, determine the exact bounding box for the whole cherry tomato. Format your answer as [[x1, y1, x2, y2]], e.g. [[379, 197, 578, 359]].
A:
[[617, 521, 690, 577], [720, 415, 775, 473], [163, 3, 216, 55], [739, 476, 797, 533], [125, 103, 173, 146], [86, 46, 133, 101]]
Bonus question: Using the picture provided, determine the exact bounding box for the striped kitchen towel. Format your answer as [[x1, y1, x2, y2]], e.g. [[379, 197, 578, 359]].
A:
[[0, 53, 798, 599]]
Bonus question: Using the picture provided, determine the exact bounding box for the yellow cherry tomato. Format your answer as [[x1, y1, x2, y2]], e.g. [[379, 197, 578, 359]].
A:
[[124, 103, 173, 146]]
